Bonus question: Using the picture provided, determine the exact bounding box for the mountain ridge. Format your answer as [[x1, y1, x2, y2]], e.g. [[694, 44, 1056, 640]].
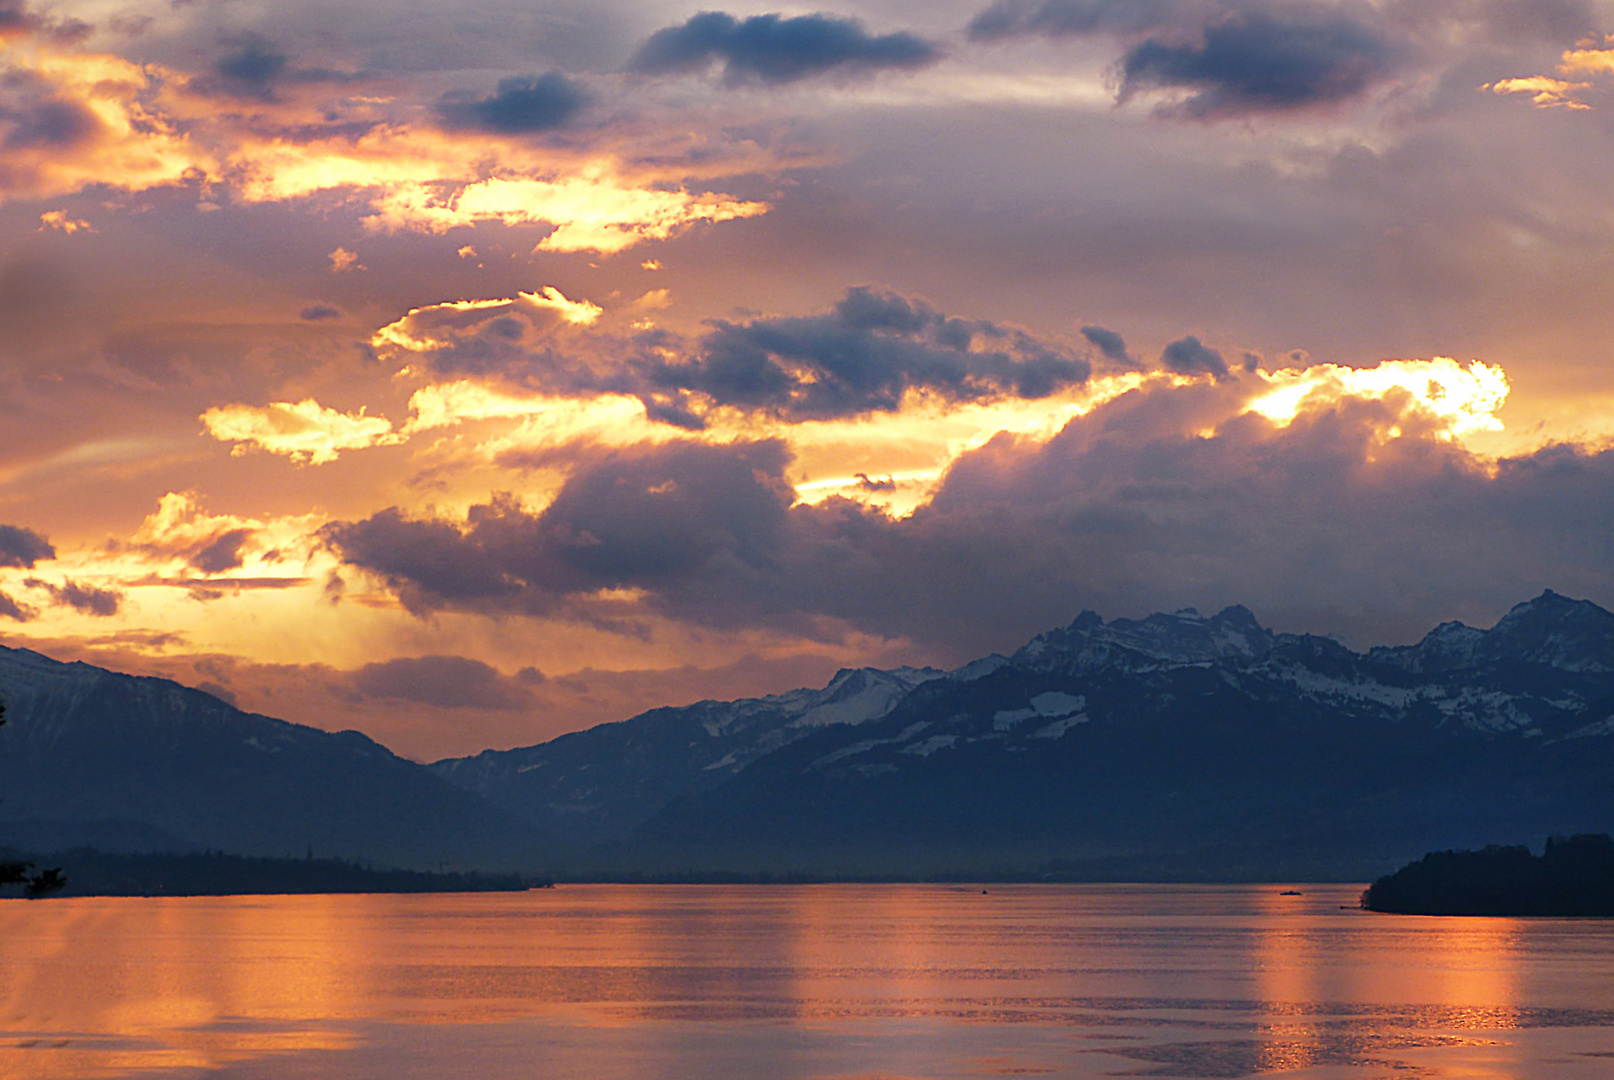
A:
[[5, 590, 1614, 880]]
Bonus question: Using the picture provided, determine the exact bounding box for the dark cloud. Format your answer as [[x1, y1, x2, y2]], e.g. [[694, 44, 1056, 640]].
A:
[[1081, 324, 1132, 364], [326, 441, 794, 617], [192, 38, 362, 100], [1160, 334, 1230, 379], [26, 579, 122, 617], [1118, 6, 1407, 118], [0, 589, 34, 622], [0, 1, 87, 43], [970, 0, 1409, 117], [387, 287, 1092, 425], [855, 473, 898, 493], [437, 72, 588, 133], [325, 378, 1614, 657], [299, 304, 343, 321], [0, 524, 54, 569], [629, 11, 940, 85], [640, 287, 1092, 422], [350, 655, 538, 711], [190, 528, 253, 574], [0, 72, 100, 150]]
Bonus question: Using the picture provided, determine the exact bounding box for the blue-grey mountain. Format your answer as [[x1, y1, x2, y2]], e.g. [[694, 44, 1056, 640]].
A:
[[0, 645, 553, 871]]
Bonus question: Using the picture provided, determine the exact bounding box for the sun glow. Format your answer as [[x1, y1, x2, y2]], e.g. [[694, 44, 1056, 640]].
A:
[[1246, 358, 1509, 439]]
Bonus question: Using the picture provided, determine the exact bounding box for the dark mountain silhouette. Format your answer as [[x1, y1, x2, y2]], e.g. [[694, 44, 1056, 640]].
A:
[[0, 644, 556, 871], [572, 592, 1614, 879], [7, 591, 1614, 882], [431, 665, 943, 847]]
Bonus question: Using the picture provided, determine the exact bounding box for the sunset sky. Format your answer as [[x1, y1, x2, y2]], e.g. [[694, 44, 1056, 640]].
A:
[[3, 0, 1614, 760]]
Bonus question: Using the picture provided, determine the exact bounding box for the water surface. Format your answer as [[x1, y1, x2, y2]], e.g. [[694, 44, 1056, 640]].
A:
[[5, 884, 1614, 1078]]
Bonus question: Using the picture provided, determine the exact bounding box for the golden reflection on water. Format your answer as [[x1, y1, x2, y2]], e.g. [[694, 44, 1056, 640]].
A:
[[2, 885, 1611, 1080]]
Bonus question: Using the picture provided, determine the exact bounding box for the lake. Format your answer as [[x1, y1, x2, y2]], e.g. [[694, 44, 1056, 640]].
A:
[[4, 884, 1614, 1079]]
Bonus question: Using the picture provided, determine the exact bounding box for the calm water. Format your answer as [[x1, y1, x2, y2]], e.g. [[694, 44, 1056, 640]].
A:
[[4, 884, 1614, 1079]]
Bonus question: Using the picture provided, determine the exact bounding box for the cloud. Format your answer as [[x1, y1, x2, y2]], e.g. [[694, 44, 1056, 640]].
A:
[[376, 286, 1092, 427], [324, 439, 795, 618], [370, 288, 601, 379], [629, 11, 941, 86], [26, 578, 122, 616], [207, 40, 288, 99], [200, 399, 406, 464], [0, 589, 34, 621], [362, 173, 769, 253], [1081, 324, 1132, 364], [1486, 32, 1614, 110], [1160, 334, 1230, 379], [189, 38, 363, 101], [299, 304, 343, 321], [321, 356, 1614, 654], [0, 40, 202, 200], [190, 528, 254, 574], [968, 0, 1409, 117], [438, 72, 588, 133], [0, 524, 55, 569], [38, 209, 91, 233], [349, 655, 537, 710], [643, 287, 1092, 423], [1117, 6, 1408, 118], [0, 70, 100, 150]]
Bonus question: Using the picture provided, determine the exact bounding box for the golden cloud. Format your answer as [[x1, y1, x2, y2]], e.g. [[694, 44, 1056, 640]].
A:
[[0, 36, 773, 252], [365, 174, 768, 253], [1246, 358, 1508, 437], [200, 399, 405, 464], [371, 287, 601, 359], [0, 42, 206, 200], [1487, 35, 1614, 109]]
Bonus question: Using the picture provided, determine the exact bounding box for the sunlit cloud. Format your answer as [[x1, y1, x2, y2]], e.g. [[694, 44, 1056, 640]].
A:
[[1486, 76, 1592, 109], [37, 208, 91, 232], [372, 287, 601, 361], [1246, 358, 1509, 439], [0, 33, 774, 253], [1487, 34, 1614, 109], [200, 399, 405, 464], [363, 173, 769, 253], [0, 40, 206, 200]]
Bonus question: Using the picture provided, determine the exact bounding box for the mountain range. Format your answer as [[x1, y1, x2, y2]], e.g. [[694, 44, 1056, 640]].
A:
[[5, 591, 1614, 880]]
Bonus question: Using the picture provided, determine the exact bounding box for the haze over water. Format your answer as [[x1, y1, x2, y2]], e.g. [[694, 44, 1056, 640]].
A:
[[5, 884, 1614, 1079]]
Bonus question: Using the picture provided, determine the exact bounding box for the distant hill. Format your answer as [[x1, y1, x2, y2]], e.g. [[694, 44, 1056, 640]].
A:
[[0, 645, 557, 872]]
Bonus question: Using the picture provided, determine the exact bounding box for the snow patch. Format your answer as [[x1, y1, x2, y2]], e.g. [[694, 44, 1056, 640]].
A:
[[1030, 691, 1085, 717], [993, 708, 1036, 731]]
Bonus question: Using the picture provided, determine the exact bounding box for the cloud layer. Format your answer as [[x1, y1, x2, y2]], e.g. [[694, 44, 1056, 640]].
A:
[[325, 363, 1614, 654], [630, 11, 940, 85]]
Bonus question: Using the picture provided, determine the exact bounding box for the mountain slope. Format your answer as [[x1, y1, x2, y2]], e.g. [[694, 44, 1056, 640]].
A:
[[606, 594, 1614, 879], [431, 666, 943, 847], [0, 644, 555, 871]]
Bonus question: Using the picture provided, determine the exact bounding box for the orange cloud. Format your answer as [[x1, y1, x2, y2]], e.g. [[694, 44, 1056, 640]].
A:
[[1487, 35, 1614, 109], [200, 400, 405, 464], [0, 42, 207, 200], [0, 35, 774, 252]]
